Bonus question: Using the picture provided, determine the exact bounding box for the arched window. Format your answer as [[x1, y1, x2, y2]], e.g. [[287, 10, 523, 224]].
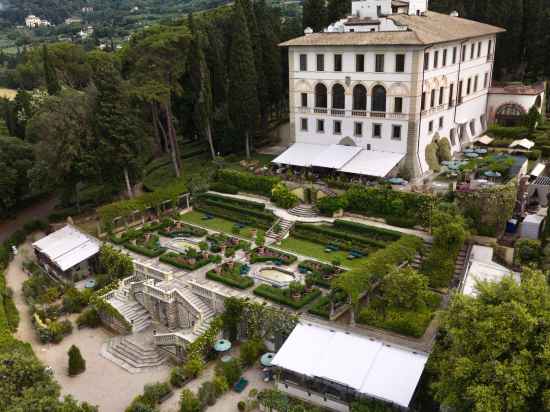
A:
[[352, 85, 367, 110], [371, 85, 387, 112], [315, 83, 327, 108], [332, 84, 345, 109], [496, 103, 525, 127]]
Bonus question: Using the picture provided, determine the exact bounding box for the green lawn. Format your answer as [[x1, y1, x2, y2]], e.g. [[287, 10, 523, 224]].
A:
[[179, 211, 264, 240], [277, 236, 371, 270]]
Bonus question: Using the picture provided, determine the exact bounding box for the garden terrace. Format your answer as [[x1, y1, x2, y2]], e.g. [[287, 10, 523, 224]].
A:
[[124, 233, 166, 257], [250, 247, 298, 265], [159, 249, 220, 271], [178, 211, 264, 240], [205, 262, 254, 289], [206, 233, 250, 257], [193, 194, 276, 229], [253, 283, 321, 310], [158, 221, 207, 238], [299, 260, 345, 288]]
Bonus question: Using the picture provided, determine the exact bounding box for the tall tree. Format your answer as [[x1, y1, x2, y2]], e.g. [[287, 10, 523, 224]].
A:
[[327, 0, 351, 24], [42, 44, 60, 95], [303, 0, 327, 32], [228, 0, 260, 158], [187, 14, 216, 160]]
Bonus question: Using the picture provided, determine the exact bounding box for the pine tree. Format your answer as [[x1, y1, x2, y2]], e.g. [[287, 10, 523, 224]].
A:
[[187, 14, 216, 160], [42, 44, 60, 95], [68, 344, 86, 376], [303, 0, 327, 32], [228, 0, 259, 158]]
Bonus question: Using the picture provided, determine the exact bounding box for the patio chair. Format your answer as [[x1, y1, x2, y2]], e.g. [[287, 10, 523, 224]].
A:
[[233, 377, 249, 393]]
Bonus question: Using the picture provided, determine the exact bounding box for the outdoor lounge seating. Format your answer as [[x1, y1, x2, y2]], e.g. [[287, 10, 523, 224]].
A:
[[240, 265, 250, 275], [347, 250, 363, 260], [233, 377, 249, 393], [324, 244, 339, 253], [202, 214, 214, 220]]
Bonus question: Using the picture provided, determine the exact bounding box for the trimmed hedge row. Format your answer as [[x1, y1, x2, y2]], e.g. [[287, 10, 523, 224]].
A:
[[199, 193, 266, 210], [193, 202, 275, 229], [206, 270, 254, 289], [307, 296, 330, 318], [124, 243, 166, 258], [215, 169, 280, 197], [292, 223, 388, 250], [159, 252, 220, 271], [333, 220, 402, 242], [110, 220, 171, 244], [249, 248, 298, 265], [253, 284, 321, 310]]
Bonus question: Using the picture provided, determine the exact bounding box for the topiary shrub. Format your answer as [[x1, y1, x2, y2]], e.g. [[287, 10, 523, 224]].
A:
[[425, 142, 441, 172], [180, 389, 201, 412], [271, 183, 300, 209], [170, 366, 188, 388], [68, 344, 86, 376], [316, 195, 348, 216], [76, 307, 101, 328], [437, 137, 452, 161]]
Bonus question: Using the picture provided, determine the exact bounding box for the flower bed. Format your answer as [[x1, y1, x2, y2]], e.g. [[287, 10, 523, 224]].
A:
[[299, 260, 344, 288], [253, 284, 321, 310], [159, 222, 207, 238], [206, 262, 254, 289], [124, 233, 166, 257], [110, 219, 171, 244], [207, 233, 250, 257], [160, 250, 221, 271], [249, 247, 297, 265]]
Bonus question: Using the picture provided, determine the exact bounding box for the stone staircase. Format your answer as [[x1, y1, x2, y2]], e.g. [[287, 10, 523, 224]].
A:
[[102, 335, 169, 373], [107, 293, 152, 333], [266, 218, 294, 244], [288, 204, 320, 218]]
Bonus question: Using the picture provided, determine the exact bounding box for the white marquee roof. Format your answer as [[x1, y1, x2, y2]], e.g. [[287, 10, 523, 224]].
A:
[[272, 143, 328, 167], [271, 323, 428, 408], [311, 144, 362, 170], [509, 138, 535, 150], [339, 150, 405, 177], [33, 225, 100, 271]]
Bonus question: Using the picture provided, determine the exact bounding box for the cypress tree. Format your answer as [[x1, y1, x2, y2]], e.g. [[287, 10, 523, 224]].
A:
[[205, 26, 227, 110], [68, 344, 86, 376], [303, 0, 327, 32], [327, 0, 351, 24], [228, 0, 259, 158], [42, 44, 60, 95]]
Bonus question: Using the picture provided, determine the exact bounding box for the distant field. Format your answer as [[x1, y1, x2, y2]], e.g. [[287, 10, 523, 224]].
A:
[[0, 88, 17, 100]]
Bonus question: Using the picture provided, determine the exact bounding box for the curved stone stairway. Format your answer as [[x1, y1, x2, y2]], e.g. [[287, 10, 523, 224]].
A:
[[288, 204, 320, 218]]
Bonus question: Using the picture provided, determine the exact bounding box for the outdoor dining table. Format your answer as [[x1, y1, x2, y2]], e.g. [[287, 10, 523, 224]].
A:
[[213, 339, 232, 353]]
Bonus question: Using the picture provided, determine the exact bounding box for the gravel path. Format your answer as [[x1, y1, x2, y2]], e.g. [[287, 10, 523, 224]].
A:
[[5, 240, 171, 412], [0, 196, 58, 243]]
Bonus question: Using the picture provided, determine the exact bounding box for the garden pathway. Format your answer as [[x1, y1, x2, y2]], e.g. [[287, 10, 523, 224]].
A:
[[207, 191, 433, 241], [5, 239, 171, 412]]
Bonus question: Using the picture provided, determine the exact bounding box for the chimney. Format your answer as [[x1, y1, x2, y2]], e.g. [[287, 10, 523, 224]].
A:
[[450, 10, 459, 17]]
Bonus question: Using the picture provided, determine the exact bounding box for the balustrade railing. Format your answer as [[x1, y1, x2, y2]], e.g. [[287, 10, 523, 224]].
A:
[[297, 107, 408, 120], [330, 108, 345, 117], [313, 107, 327, 114]]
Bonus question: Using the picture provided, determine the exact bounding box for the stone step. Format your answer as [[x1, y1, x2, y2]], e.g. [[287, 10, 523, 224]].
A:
[[111, 342, 167, 363], [106, 343, 168, 369], [288, 204, 319, 218]]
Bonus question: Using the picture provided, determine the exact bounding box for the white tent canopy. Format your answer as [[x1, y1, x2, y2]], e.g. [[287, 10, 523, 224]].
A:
[[529, 162, 546, 178], [509, 138, 535, 150], [311, 144, 362, 170], [272, 143, 328, 167], [476, 135, 494, 145], [33, 225, 100, 271], [271, 323, 428, 408], [339, 150, 405, 177]]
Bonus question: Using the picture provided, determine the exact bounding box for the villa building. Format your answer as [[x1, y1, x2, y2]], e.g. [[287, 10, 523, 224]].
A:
[[277, 0, 506, 178], [25, 15, 51, 28]]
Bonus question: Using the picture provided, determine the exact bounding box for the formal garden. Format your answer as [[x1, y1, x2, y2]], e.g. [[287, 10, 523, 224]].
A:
[[249, 246, 297, 265], [159, 249, 221, 271], [206, 262, 254, 289], [206, 233, 250, 257]]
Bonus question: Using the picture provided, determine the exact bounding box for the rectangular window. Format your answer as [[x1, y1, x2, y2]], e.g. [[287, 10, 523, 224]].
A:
[[334, 54, 343, 71], [439, 86, 444, 105], [439, 116, 444, 129], [452, 47, 457, 64], [474, 75, 478, 92], [450, 128, 456, 145], [458, 80, 463, 102], [301, 93, 308, 107], [467, 78, 472, 95], [317, 119, 324, 133], [299, 54, 307, 71], [449, 83, 454, 106], [433, 50, 439, 68], [421, 92, 426, 111], [430, 89, 436, 108], [394, 97, 403, 113], [356, 54, 365, 72], [470, 43, 475, 59], [334, 120, 342, 134], [477, 41, 482, 57], [424, 52, 429, 70], [395, 54, 405, 72], [461, 45, 466, 62], [354, 122, 363, 137], [392, 125, 402, 140], [484, 72, 489, 88], [428, 120, 433, 133], [316, 54, 324, 71], [442, 49, 447, 66], [375, 54, 385, 72], [373, 123, 382, 138], [488, 39, 493, 57], [300, 118, 308, 131]]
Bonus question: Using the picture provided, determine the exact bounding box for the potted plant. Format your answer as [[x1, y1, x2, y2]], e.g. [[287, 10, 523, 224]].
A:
[[289, 281, 303, 300], [304, 275, 314, 292]]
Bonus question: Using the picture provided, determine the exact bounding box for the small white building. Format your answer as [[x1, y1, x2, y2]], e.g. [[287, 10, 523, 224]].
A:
[[271, 322, 428, 410], [487, 82, 545, 127], [461, 245, 519, 296], [25, 15, 51, 28], [278, 0, 506, 179], [65, 16, 82, 25], [32, 225, 101, 282]]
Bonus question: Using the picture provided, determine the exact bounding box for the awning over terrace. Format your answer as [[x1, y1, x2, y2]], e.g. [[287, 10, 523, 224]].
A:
[[271, 322, 428, 408], [339, 150, 405, 177], [310, 144, 362, 170], [272, 143, 328, 167]]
